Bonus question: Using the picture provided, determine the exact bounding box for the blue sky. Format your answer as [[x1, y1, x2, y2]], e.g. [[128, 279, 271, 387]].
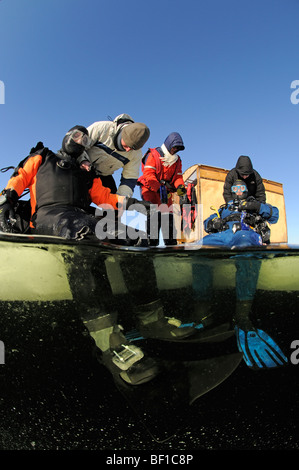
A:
[[0, 0, 299, 243]]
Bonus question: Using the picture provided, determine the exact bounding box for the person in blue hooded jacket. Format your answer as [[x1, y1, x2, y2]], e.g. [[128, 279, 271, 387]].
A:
[[202, 179, 278, 247], [138, 132, 187, 246]]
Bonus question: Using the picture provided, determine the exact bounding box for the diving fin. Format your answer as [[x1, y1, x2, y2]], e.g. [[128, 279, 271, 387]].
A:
[[235, 327, 288, 369]]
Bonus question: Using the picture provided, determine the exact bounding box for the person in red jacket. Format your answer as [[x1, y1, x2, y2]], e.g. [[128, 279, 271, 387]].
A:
[[138, 132, 187, 246]]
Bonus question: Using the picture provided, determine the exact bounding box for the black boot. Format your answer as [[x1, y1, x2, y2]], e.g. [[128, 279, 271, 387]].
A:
[[136, 299, 196, 341]]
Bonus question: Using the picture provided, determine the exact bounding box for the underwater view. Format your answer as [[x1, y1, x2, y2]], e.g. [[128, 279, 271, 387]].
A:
[[0, 234, 298, 451]]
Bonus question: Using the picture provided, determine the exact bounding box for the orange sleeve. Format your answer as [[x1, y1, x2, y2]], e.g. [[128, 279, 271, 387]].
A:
[[89, 177, 121, 210], [6, 154, 43, 196]]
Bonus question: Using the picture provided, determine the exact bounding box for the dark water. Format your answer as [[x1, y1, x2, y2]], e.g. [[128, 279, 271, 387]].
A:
[[2, 365, 298, 451], [0, 241, 298, 454], [0, 303, 298, 452]]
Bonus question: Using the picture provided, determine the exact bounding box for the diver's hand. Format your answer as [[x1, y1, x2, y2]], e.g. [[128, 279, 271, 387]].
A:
[[239, 198, 261, 213], [206, 217, 226, 232], [0, 189, 18, 232], [123, 197, 153, 212], [176, 184, 186, 196]]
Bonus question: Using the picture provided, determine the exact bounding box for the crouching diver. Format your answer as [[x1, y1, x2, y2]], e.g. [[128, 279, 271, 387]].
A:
[[0, 126, 146, 240], [194, 180, 287, 368], [202, 179, 279, 247], [0, 125, 195, 385]]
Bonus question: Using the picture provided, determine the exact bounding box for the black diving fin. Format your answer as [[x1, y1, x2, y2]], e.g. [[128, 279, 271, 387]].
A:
[[235, 327, 288, 369]]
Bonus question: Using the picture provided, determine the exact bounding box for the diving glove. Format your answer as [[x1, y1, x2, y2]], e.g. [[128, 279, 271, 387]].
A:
[[176, 184, 187, 196], [0, 189, 18, 233], [122, 197, 152, 212], [239, 198, 261, 213], [206, 216, 227, 233]]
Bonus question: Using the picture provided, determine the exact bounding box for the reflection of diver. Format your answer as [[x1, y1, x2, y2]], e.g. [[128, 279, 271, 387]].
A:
[[78, 248, 196, 387], [234, 256, 288, 369], [193, 180, 288, 368]]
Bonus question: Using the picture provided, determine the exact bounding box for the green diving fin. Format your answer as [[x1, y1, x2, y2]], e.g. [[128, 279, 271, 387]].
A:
[[235, 327, 288, 369]]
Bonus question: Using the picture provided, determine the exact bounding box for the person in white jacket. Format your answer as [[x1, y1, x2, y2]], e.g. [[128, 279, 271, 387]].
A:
[[86, 114, 150, 197]]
